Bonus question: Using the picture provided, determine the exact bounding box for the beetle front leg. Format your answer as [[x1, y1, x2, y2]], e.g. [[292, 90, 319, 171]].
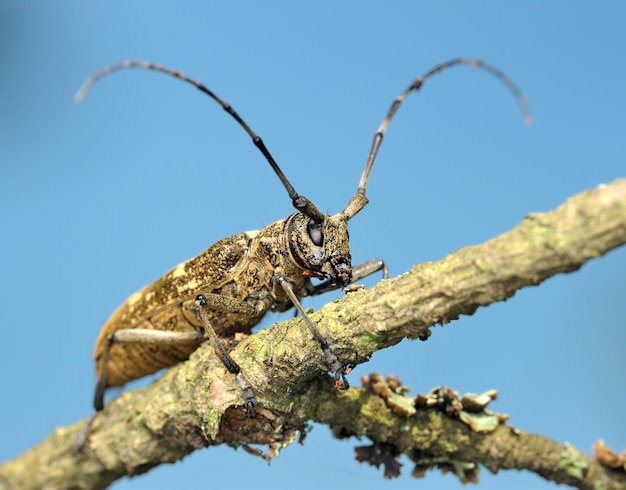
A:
[[311, 258, 389, 297], [276, 275, 353, 390]]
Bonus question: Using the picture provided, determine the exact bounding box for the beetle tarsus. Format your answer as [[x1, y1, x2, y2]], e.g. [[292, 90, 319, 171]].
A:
[[236, 372, 257, 418]]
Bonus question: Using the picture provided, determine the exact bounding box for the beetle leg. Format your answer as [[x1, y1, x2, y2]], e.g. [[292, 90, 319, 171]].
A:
[[289, 259, 388, 318], [276, 274, 353, 390], [74, 298, 259, 455], [72, 328, 205, 455], [311, 258, 388, 297], [192, 292, 258, 316], [94, 329, 204, 411], [194, 294, 256, 418]]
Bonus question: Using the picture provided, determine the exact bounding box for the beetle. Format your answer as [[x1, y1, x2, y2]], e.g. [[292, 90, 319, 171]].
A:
[[73, 58, 531, 449]]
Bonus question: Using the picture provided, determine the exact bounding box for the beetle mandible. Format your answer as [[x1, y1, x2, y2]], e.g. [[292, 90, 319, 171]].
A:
[[73, 58, 531, 448]]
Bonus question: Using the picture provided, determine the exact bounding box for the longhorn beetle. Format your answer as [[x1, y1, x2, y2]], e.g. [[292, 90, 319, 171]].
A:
[[73, 58, 531, 449]]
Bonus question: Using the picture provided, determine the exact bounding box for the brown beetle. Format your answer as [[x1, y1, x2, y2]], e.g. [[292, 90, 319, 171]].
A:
[[73, 58, 531, 450]]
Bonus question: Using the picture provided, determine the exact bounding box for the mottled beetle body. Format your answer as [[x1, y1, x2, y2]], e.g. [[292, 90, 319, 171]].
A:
[[96, 211, 352, 388], [74, 58, 531, 450]]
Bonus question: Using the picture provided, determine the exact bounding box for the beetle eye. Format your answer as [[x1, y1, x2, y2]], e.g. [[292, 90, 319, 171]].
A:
[[307, 220, 324, 246]]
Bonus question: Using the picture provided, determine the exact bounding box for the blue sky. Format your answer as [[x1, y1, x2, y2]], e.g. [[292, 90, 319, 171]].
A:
[[1, 2, 625, 489]]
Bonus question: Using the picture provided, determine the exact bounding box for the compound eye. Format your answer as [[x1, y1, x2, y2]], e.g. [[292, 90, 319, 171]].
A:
[[307, 220, 324, 247]]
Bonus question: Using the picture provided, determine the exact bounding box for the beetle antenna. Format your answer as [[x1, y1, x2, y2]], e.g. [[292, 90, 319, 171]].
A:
[[343, 58, 533, 219], [75, 60, 326, 223]]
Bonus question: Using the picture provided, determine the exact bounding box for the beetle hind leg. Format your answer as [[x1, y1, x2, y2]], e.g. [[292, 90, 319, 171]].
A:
[[73, 327, 205, 455]]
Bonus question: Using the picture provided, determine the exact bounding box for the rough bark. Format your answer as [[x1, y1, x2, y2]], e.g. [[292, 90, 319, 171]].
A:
[[1, 179, 625, 490]]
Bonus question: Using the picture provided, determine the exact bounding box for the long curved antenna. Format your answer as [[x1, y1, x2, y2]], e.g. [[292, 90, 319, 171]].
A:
[[343, 58, 533, 219], [75, 60, 326, 223]]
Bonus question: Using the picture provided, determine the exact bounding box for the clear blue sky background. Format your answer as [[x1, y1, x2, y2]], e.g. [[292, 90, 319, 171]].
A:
[[1, 2, 624, 489]]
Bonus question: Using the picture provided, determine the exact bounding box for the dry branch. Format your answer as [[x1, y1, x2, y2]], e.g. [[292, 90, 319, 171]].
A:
[[1, 179, 625, 490]]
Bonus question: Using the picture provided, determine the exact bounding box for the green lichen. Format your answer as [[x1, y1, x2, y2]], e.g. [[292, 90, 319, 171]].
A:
[[559, 442, 588, 480]]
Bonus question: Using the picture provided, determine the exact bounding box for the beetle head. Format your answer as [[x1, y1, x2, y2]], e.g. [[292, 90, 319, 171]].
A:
[[286, 211, 353, 287]]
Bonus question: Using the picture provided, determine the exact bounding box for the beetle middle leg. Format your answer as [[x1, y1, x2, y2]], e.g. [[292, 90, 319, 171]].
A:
[[194, 293, 257, 418]]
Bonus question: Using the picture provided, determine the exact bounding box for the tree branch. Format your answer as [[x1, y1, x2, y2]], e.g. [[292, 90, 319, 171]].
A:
[[303, 375, 626, 489], [1, 179, 625, 490]]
